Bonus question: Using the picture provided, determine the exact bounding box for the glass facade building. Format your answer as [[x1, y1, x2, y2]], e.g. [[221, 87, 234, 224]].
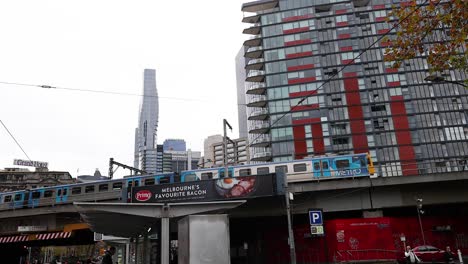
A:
[[241, 0, 468, 176], [134, 69, 159, 174]]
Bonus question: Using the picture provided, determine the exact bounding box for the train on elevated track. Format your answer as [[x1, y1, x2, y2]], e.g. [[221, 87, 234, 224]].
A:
[[0, 153, 374, 211]]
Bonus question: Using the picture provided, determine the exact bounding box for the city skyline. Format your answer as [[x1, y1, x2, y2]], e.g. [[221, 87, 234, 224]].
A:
[[0, 0, 250, 178]]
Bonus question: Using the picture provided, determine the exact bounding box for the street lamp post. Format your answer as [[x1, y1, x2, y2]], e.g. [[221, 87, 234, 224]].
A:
[[424, 75, 467, 88], [416, 198, 426, 245]]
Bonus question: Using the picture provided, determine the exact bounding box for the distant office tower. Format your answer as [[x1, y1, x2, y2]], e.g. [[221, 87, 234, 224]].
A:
[[236, 47, 249, 138], [134, 69, 159, 174], [163, 139, 187, 152], [240, 0, 468, 176], [202, 135, 224, 168]]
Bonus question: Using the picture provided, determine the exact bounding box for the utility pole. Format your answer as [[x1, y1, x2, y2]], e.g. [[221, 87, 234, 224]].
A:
[[109, 158, 147, 179], [223, 119, 232, 178], [416, 198, 426, 245], [284, 175, 297, 264]]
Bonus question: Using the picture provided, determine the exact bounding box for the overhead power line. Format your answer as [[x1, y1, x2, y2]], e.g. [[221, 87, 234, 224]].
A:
[[0, 119, 32, 161], [0, 81, 209, 103]]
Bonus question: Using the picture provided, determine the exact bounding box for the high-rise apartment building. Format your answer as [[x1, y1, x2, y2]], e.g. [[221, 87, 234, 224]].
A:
[[134, 69, 159, 174], [211, 138, 250, 167], [240, 0, 468, 176]]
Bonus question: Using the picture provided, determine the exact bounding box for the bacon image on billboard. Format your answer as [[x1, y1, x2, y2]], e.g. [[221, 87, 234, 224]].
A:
[[215, 177, 256, 198]]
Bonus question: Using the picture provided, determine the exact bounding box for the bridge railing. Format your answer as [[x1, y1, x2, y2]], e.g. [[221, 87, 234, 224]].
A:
[[334, 249, 399, 263]]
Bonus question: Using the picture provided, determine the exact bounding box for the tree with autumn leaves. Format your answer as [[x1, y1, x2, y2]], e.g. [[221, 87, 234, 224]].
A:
[[384, 0, 467, 79]]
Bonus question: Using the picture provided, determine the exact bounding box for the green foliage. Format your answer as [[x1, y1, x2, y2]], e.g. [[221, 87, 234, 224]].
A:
[[384, 0, 468, 75]]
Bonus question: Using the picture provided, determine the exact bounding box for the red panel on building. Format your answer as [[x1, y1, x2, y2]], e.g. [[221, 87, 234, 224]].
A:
[[289, 90, 318, 98], [375, 17, 387, 22], [385, 68, 398, 73], [283, 27, 310, 34], [373, 4, 386, 9], [342, 59, 354, 64], [344, 72, 357, 78], [380, 41, 392, 47], [378, 28, 390, 34], [388, 81, 401, 87], [344, 78, 368, 153], [292, 124, 307, 159], [335, 9, 347, 14], [338, 33, 351, 39], [287, 64, 315, 72], [340, 46, 353, 52], [390, 96, 417, 176], [282, 14, 313, 22], [285, 39, 312, 46], [288, 77, 316, 85], [286, 51, 313, 59], [336, 21, 349, 27], [292, 104, 320, 112], [292, 117, 325, 156]]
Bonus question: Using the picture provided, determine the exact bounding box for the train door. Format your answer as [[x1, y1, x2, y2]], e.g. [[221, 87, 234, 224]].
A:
[[55, 186, 69, 203], [127, 178, 141, 188], [312, 160, 331, 177], [29, 190, 42, 208], [13, 192, 25, 208], [218, 168, 233, 178]]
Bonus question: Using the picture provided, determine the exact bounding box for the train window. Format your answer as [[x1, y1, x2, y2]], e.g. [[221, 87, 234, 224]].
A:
[[173, 174, 181, 183], [4, 195, 12, 202], [322, 162, 329, 170], [201, 172, 213, 180], [113, 182, 123, 190], [134, 181, 140, 187], [336, 159, 350, 169], [14, 194, 22, 201], [72, 187, 82, 195], [44, 190, 54, 198], [32, 192, 41, 199], [63, 189, 68, 196], [85, 186, 95, 193], [184, 174, 198, 182], [275, 165, 288, 174], [219, 170, 233, 178], [159, 177, 170, 184], [314, 162, 320, 170], [257, 167, 269, 175], [57, 189, 62, 196], [293, 163, 307, 172], [127, 181, 133, 188], [99, 184, 109, 192], [239, 169, 251, 176], [145, 178, 155, 186]]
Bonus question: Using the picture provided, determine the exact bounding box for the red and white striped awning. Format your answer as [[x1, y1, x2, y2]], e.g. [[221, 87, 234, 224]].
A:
[[0, 235, 29, 243], [35, 232, 72, 240]]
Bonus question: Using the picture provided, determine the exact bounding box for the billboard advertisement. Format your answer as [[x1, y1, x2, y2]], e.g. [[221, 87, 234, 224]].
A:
[[130, 173, 278, 203], [13, 159, 48, 168]]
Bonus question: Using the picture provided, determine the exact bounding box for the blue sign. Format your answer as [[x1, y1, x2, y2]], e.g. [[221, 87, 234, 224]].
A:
[[309, 209, 323, 225]]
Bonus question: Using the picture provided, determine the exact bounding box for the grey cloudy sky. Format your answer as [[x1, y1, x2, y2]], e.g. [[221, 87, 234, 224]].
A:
[[0, 0, 250, 178]]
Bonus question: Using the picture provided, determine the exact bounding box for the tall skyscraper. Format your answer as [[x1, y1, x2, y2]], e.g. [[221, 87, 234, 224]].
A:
[[240, 0, 468, 176], [134, 69, 159, 174]]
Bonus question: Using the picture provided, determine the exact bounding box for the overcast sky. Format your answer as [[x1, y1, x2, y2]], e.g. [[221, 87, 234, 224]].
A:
[[0, 0, 250, 178]]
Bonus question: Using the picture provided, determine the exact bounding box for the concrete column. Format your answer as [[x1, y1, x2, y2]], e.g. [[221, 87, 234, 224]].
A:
[[125, 243, 130, 264], [161, 217, 170, 264], [143, 234, 148, 264], [135, 237, 139, 264]]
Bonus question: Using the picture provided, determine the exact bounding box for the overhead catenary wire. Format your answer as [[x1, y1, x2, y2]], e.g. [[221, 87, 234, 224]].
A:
[[0, 119, 32, 161], [0, 81, 209, 103]]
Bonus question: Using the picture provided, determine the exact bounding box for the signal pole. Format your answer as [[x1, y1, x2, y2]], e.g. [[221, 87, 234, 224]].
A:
[[284, 176, 297, 264], [223, 119, 232, 177]]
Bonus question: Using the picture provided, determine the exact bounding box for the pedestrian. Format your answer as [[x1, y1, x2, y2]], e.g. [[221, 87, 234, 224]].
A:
[[444, 246, 455, 264], [101, 246, 116, 264], [405, 245, 421, 263]]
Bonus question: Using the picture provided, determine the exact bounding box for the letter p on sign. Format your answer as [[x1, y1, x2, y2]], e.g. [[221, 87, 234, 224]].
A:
[[309, 210, 323, 225]]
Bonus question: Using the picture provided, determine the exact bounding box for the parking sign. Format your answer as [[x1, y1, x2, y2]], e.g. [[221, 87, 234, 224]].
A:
[[309, 209, 323, 225]]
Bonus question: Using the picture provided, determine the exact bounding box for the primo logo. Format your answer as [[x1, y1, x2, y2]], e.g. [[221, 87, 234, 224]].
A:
[[135, 190, 152, 202]]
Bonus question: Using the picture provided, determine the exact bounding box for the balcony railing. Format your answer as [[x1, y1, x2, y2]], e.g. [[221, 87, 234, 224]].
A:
[[245, 46, 263, 59], [250, 135, 271, 147], [248, 108, 269, 121], [247, 95, 267, 107], [244, 35, 263, 47], [242, 23, 261, 35], [246, 70, 265, 82], [246, 83, 266, 95], [252, 150, 272, 161], [249, 121, 269, 134]]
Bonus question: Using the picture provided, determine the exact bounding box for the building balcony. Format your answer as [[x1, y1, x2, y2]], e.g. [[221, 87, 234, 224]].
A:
[[247, 95, 268, 107], [242, 13, 261, 24], [244, 35, 263, 47], [246, 70, 265, 82], [250, 135, 271, 147], [243, 23, 261, 35], [251, 150, 272, 162], [248, 108, 269, 121], [246, 82, 266, 95], [241, 0, 279, 13], [249, 121, 270, 134], [245, 58, 264, 71], [245, 46, 263, 59]]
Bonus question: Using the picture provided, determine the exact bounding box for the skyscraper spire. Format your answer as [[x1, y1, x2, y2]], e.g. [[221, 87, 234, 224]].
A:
[[134, 69, 159, 173]]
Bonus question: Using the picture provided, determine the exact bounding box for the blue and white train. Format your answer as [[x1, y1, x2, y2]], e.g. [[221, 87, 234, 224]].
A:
[[0, 153, 374, 211]]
